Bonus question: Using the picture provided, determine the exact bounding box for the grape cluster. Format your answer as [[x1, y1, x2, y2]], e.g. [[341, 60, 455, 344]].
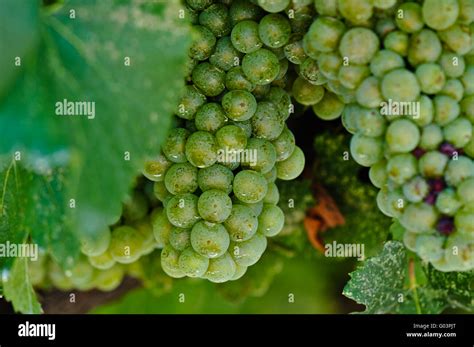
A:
[[142, 0, 305, 283], [295, 0, 473, 271]]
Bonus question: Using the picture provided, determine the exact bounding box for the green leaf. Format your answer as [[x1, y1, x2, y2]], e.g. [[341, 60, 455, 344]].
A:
[[343, 241, 407, 313]]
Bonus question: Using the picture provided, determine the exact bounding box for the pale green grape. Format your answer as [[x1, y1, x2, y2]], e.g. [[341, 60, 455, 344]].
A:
[[224, 204, 258, 241], [197, 189, 233, 223], [178, 247, 210, 278], [257, 204, 284, 237], [204, 252, 237, 283], [230, 232, 267, 266], [191, 221, 230, 258], [165, 193, 201, 229], [233, 170, 268, 203], [275, 146, 305, 180]]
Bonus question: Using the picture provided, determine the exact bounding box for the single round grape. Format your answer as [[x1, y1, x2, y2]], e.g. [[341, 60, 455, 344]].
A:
[[436, 188, 462, 215], [230, 232, 267, 267], [338, 0, 373, 25], [386, 119, 420, 153], [317, 52, 342, 80], [233, 170, 268, 203], [457, 178, 474, 204], [403, 230, 418, 252], [195, 103, 228, 134], [109, 226, 145, 264], [162, 128, 190, 163], [265, 86, 291, 120], [284, 39, 308, 65], [381, 68, 420, 102], [199, 3, 231, 38], [258, 13, 291, 48], [341, 103, 359, 134], [440, 79, 464, 102], [242, 48, 280, 85], [204, 252, 236, 283], [303, 17, 345, 54], [143, 154, 172, 182], [355, 108, 386, 138], [299, 58, 325, 85], [133, 218, 156, 255], [178, 247, 210, 278], [395, 2, 423, 33], [410, 95, 434, 127], [443, 117, 472, 148], [175, 85, 206, 120], [454, 203, 474, 235], [458, 0, 474, 24], [369, 50, 405, 78], [231, 264, 248, 281], [166, 193, 201, 229], [222, 90, 257, 121], [292, 76, 325, 106], [402, 176, 429, 203], [407, 29, 442, 66], [209, 37, 242, 72], [197, 164, 234, 194], [94, 265, 125, 292], [419, 124, 444, 150], [356, 77, 384, 109], [350, 134, 384, 167], [251, 101, 284, 140], [252, 83, 271, 100], [231, 20, 262, 54], [80, 228, 111, 257], [415, 234, 444, 262], [400, 203, 438, 233], [375, 17, 396, 38], [67, 257, 95, 289], [314, 0, 338, 16], [151, 208, 173, 247], [384, 31, 409, 57], [272, 127, 296, 162], [422, 0, 459, 31], [461, 66, 474, 96], [445, 156, 474, 187], [224, 204, 258, 242], [197, 189, 232, 223], [275, 146, 305, 180], [229, 0, 263, 24], [434, 95, 460, 125], [415, 63, 446, 95], [439, 53, 466, 78], [444, 233, 473, 271], [185, 131, 218, 168], [263, 182, 280, 204], [186, 0, 212, 11], [192, 62, 226, 97], [339, 28, 379, 65], [369, 160, 388, 188], [338, 65, 370, 90], [154, 181, 171, 203], [257, 0, 290, 13], [161, 246, 185, 278], [419, 151, 449, 178], [387, 153, 418, 185], [191, 221, 230, 258], [169, 227, 191, 252], [189, 25, 216, 61], [312, 91, 344, 120], [241, 138, 277, 174], [225, 66, 255, 92], [461, 96, 474, 123], [215, 124, 248, 156], [164, 162, 198, 195], [377, 188, 407, 217], [466, 138, 474, 158], [88, 249, 115, 270], [257, 204, 284, 237]]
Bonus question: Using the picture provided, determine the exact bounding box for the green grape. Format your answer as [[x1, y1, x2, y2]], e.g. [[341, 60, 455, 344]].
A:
[[369, 160, 388, 188], [67, 257, 95, 289], [230, 232, 267, 266], [265, 87, 291, 120], [192, 62, 226, 97], [143, 153, 172, 182], [133, 218, 156, 255], [178, 247, 210, 278], [381, 68, 420, 102], [197, 164, 234, 194], [386, 119, 420, 153], [303, 17, 345, 54], [338, 65, 370, 90], [341, 103, 359, 134], [292, 76, 325, 106], [183, 5, 199, 25], [225, 66, 255, 92], [439, 25, 473, 56], [400, 203, 438, 233], [175, 85, 206, 120], [48, 262, 73, 291], [403, 230, 418, 252], [210, 37, 242, 72], [166, 193, 201, 229], [231, 264, 248, 281], [339, 28, 379, 65], [419, 151, 448, 178], [422, 0, 459, 31], [419, 124, 444, 150], [257, 204, 284, 236], [88, 249, 115, 270], [461, 66, 474, 95], [154, 181, 171, 203], [189, 25, 216, 61], [384, 31, 409, 57], [185, 131, 218, 168], [229, 0, 263, 24], [257, 0, 290, 13], [312, 91, 345, 120], [94, 265, 125, 292], [199, 3, 231, 38], [242, 48, 280, 85], [80, 228, 111, 257], [263, 182, 280, 204], [439, 53, 466, 78], [258, 14, 291, 48], [440, 79, 464, 102], [272, 127, 296, 162], [454, 203, 474, 235], [251, 101, 284, 140], [415, 63, 446, 95], [369, 50, 404, 77], [415, 234, 444, 262], [318, 52, 342, 80], [466, 137, 474, 158], [387, 153, 418, 185], [169, 227, 191, 251], [444, 117, 472, 148], [395, 2, 423, 33], [109, 226, 145, 264], [436, 188, 462, 215], [162, 128, 190, 163], [161, 245, 185, 278], [233, 170, 268, 203], [191, 221, 230, 258], [231, 20, 262, 53], [197, 189, 233, 223], [299, 58, 325, 85], [445, 156, 474, 187], [461, 96, 474, 122], [411, 95, 434, 127], [122, 191, 148, 222], [402, 176, 429, 203], [284, 39, 307, 65], [444, 233, 473, 271], [164, 163, 198, 195], [186, 0, 212, 11], [377, 188, 407, 217], [314, 0, 338, 16], [241, 138, 277, 174], [224, 204, 258, 241], [338, 0, 373, 25], [458, 0, 474, 24], [222, 90, 257, 121], [252, 83, 271, 100], [204, 252, 237, 283], [434, 95, 460, 125], [350, 134, 384, 167], [215, 125, 248, 158], [355, 108, 386, 138], [407, 29, 442, 66], [356, 76, 384, 109], [195, 103, 228, 133], [375, 17, 396, 38], [275, 146, 305, 180], [264, 166, 277, 183], [458, 178, 474, 204]]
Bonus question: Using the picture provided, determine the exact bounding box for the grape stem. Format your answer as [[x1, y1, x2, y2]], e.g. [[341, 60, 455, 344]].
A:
[[408, 257, 422, 314]]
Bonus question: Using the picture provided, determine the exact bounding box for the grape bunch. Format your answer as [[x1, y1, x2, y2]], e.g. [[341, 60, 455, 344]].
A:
[[294, 0, 473, 271], [142, 0, 306, 283]]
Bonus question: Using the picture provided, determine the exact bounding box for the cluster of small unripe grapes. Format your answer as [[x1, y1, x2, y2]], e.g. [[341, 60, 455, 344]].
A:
[[141, 0, 306, 282], [291, 0, 473, 271]]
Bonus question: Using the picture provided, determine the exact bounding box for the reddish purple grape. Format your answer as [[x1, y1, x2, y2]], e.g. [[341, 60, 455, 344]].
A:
[[436, 217, 454, 235]]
